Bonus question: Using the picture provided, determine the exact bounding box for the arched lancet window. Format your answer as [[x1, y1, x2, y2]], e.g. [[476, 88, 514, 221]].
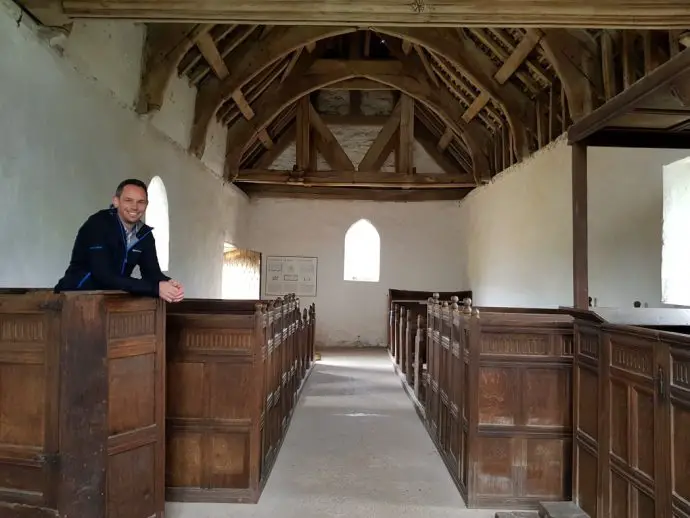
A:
[[343, 219, 380, 282], [145, 176, 170, 272], [662, 156, 690, 306]]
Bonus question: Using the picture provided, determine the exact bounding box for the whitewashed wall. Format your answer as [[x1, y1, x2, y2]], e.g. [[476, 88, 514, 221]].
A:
[[459, 136, 689, 309], [0, 1, 248, 297], [246, 198, 469, 347]]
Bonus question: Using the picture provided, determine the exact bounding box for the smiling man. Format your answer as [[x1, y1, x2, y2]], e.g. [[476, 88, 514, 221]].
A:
[[54, 179, 185, 303]]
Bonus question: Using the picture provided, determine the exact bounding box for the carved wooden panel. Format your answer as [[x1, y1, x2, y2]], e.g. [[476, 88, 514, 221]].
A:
[[670, 346, 690, 518], [0, 307, 53, 512], [421, 307, 575, 510], [166, 312, 257, 503], [0, 291, 165, 518], [105, 298, 165, 518], [165, 296, 311, 505], [605, 332, 659, 518], [573, 322, 601, 517], [478, 367, 518, 426]]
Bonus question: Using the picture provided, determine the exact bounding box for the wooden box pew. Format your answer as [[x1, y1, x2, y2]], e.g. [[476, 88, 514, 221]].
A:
[[164, 294, 314, 504], [403, 305, 427, 385], [0, 289, 166, 518], [394, 301, 429, 379], [413, 313, 427, 404], [424, 297, 575, 511], [570, 307, 690, 518], [388, 289, 472, 358]]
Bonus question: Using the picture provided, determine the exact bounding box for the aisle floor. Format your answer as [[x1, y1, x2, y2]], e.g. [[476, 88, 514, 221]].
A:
[[167, 347, 500, 518]]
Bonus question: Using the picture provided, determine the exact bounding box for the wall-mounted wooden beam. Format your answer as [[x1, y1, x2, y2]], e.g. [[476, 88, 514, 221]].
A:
[[51, 0, 690, 28]]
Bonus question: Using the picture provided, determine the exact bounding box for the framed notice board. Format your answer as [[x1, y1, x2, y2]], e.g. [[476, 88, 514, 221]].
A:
[[265, 256, 318, 297]]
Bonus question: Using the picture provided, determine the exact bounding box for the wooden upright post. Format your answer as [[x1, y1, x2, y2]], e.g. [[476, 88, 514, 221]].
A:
[[572, 142, 588, 309]]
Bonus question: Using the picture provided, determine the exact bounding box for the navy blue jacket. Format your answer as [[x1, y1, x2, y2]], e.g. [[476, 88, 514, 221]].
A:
[[54, 207, 170, 297]]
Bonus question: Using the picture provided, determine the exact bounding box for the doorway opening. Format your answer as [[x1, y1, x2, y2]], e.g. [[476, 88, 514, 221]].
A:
[[222, 243, 261, 299]]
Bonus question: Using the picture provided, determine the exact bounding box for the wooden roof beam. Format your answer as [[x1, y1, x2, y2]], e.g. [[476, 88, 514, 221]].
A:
[[136, 23, 212, 114], [234, 170, 476, 188], [540, 29, 603, 121], [188, 25, 356, 158], [222, 61, 491, 183], [377, 27, 532, 160], [568, 46, 690, 143], [47, 0, 690, 28], [241, 185, 472, 202]]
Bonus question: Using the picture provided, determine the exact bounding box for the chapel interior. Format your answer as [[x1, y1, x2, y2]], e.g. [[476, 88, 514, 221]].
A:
[[2, 1, 690, 517]]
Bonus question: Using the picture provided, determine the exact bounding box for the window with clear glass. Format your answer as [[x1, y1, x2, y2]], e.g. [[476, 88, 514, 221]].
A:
[[145, 176, 170, 272]]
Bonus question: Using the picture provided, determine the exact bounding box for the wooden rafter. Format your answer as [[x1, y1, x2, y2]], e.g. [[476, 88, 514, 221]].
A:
[[119, 21, 690, 200], [188, 25, 355, 158], [136, 23, 211, 114], [223, 59, 491, 181], [377, 27, 532, 159]]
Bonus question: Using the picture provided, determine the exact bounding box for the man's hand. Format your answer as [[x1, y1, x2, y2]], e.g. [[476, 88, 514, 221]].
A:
[[169, 279, 185, 301], [159, 280, 185, 303]]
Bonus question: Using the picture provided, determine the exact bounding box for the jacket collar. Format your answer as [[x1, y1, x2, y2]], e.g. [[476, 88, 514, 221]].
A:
[[108, 205, 153, 236]]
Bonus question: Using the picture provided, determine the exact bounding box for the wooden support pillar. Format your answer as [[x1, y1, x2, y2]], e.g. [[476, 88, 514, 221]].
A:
[[572, 142, 588, 309]]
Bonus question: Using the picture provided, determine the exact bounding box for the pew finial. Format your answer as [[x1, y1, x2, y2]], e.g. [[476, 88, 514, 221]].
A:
[[462, 297, 472, 314], [451, 295, 459, 310]]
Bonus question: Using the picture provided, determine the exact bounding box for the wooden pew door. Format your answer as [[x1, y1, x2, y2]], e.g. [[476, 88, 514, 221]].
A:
[[574, 323, 690, 518], [105, 297, 166, 518]]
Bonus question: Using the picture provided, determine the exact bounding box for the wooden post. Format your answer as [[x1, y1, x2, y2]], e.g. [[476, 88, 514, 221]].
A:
[[572, 142, 588, 309]]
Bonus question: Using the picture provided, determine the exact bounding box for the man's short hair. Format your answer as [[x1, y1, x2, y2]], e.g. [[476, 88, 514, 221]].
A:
[[115, 179, 148, 198]]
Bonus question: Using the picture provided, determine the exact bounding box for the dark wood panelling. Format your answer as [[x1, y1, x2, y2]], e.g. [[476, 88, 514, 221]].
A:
[[165, 294, 315, 503], [0, 289, 165, 518], [572, 311, 690, 518], [406, 297, 574, 510]]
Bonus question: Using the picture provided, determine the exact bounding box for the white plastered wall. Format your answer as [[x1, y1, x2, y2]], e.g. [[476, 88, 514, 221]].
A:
[[0, 0, 248, 297]]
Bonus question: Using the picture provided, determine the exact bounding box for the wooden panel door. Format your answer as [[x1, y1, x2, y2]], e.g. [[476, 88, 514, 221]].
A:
[[573, 321, 602, 518], [105, 297, 165, 518], [668, 343, 690, 518], [601, 327, 663, 518], [0, 294, 60, 515]]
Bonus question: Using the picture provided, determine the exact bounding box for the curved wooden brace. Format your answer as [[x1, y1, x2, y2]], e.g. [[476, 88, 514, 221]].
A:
[[540, 29, 600, 120], [223, 69, 490, 182], [375, 26, 532, 160], [188, 25, 356, 158], [136, 23, 211, 115]]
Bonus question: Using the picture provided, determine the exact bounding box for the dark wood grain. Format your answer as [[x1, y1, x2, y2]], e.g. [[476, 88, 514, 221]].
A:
[[0, 290, 165, 518], [165, 294, 314, 503]]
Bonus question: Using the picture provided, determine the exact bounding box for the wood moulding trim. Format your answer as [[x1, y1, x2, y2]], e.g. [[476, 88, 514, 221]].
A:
[[56, 0, 690, 28]]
